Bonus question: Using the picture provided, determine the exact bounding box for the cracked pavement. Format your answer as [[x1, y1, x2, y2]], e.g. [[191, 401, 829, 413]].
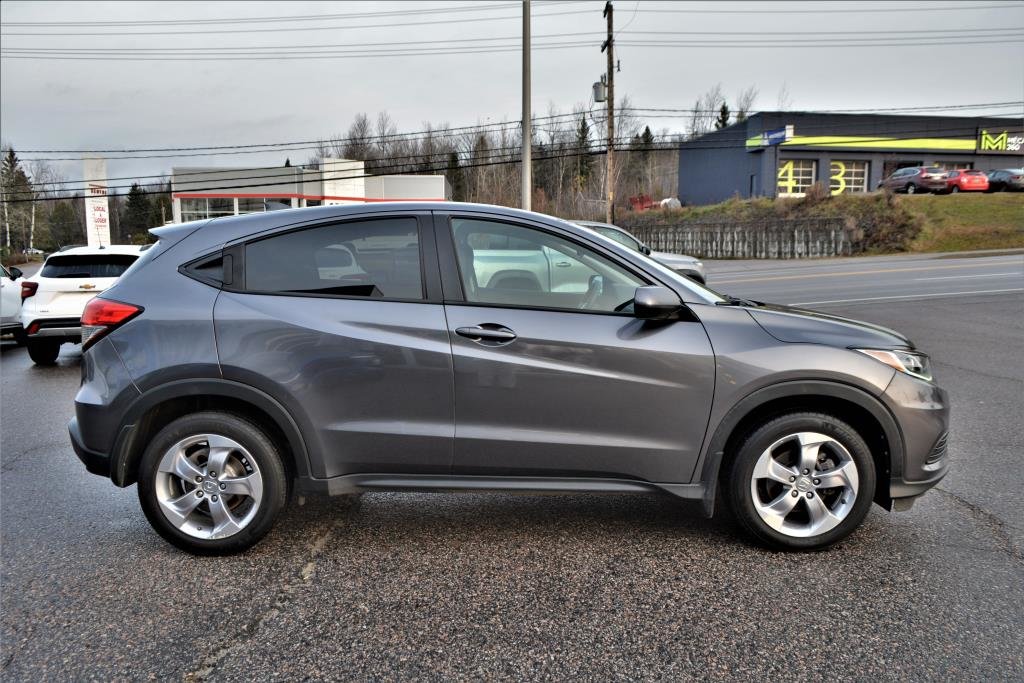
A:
[[1, 282, 1022, 680]]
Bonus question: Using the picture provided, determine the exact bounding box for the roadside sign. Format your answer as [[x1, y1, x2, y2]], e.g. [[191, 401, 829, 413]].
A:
[[83, 158, 110, 247]]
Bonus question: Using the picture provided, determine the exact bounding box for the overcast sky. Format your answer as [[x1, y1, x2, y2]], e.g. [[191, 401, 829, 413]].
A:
[[2, 0, 1022, 187]]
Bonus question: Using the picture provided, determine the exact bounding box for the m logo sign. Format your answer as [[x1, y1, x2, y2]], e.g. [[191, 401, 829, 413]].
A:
[[978, 129, 1024, 154]]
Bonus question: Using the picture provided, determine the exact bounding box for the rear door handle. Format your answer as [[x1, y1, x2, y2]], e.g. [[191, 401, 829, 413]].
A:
[[555, 261, 572, 267], [455, 325, 517, 344]]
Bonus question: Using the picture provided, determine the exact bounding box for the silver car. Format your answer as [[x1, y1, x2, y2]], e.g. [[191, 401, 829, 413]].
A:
[[68, 202, 949, 555], [575, 220, 706, 284]]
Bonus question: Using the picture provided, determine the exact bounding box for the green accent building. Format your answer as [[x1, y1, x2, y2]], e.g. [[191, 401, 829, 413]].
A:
[[678, 112, 1023, 205]]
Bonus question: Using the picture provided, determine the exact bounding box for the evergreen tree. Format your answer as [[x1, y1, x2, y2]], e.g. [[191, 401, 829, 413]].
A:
[[1, 147, 34, 252], [714, 103, 731, 129], [47, 201, 81, 250], [284, 158, 292, 167], [446, 151, 466, 201], [574, 114, 592, 190], [122, 183, 153, 238]]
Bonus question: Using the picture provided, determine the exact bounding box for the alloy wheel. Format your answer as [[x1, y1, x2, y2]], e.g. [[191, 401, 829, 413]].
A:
[[749, 431, 859, 538], [154, 434, 264, 540]]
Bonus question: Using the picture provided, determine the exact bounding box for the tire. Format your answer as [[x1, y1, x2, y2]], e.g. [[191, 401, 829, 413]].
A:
[[727, 412, 876, 551], [26, 339, 61, 365], [137, 411, 288, 555], [950, 185, 959, 194], [905, 183, 917, 194]]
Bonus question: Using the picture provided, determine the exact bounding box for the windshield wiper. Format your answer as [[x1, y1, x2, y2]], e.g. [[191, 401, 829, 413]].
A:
[[716, 294, 761, 307]]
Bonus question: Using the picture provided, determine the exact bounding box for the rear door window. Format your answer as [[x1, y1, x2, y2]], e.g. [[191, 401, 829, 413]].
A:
[[40, 254, 138, 278], [243, 217, 423, 300]]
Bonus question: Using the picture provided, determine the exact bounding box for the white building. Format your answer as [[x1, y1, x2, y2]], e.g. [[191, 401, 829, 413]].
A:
[[170, 158, 448, 223]]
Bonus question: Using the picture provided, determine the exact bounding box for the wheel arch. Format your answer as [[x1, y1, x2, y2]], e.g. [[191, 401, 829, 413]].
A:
[[109, 379, 312, 488], [697, 380, 904, 517]]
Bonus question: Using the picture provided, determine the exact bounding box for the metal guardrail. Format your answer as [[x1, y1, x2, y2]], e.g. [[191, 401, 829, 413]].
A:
[[628, 218, 854, 259]]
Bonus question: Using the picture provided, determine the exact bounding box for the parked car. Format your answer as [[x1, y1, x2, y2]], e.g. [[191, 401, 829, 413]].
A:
[[942, 169, 989, 193], [574, 220, 707, 284], [878, 166, 948, 194], [986, 168, 1024, 192], [1, 264, 25, 343], [69, 203, 949, 555], [20, 244, 143, 365]]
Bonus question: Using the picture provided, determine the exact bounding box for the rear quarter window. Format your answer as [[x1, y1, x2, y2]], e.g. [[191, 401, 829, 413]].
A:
[[40, 254, 139, 279]]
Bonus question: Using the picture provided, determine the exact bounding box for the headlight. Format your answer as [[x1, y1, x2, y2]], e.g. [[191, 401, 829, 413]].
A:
[[854, 348, 932, 381]]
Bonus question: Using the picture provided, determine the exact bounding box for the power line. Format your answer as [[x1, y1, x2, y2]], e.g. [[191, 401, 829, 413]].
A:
[[16, 111, 591, 157], [0, 31, 601, 53], [0, 8, 592, 37], [630, 3, 1024, 14], [0, 42, 595, 62], [16, 102, 1021, 158], [0, 2, 582, 27]]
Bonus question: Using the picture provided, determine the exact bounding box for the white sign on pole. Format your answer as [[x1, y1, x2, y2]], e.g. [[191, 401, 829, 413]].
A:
[[83, 158, 110, 247]]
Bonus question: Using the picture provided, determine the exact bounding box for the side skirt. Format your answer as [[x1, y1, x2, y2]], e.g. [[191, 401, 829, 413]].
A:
[[297, 473, 706, 506]]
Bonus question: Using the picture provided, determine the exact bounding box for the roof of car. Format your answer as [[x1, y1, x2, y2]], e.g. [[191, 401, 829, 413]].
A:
[[49, 244, 144, 257]]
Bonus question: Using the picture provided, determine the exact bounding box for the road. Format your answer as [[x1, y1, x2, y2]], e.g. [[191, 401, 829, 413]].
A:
[[1, 252, 1022, 680]]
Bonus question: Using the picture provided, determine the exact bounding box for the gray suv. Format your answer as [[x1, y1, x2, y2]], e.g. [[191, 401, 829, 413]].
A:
[[69, 203, 949, 555]]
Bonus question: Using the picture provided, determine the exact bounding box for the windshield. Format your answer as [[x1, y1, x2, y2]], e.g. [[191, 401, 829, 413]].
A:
[[40, 254, 138, 279]]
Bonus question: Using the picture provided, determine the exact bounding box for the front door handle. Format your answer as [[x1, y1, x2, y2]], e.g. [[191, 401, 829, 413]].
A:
[[455, 325, 517, 344]]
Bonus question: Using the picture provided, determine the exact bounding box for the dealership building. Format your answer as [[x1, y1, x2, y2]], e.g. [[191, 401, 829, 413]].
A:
[[677, 112, 1023, 205], [170, 158, 447, 223]]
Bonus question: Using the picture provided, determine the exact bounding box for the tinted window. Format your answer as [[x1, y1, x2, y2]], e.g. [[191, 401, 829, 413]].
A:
[[451, 218, 644, 312], [41, 254, 138, 279], [244, 217, 422, 299]]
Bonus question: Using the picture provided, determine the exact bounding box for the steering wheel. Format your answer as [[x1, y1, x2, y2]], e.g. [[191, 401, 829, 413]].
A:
[[577, 274, 604, 310]]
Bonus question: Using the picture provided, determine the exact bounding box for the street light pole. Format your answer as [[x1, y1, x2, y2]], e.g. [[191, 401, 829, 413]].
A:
[[521, 0, 532, 211]]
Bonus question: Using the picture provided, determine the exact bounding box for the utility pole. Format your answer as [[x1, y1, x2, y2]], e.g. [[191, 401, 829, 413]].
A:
[[601, 1, 614, 224], [521, 0, 532, 211]]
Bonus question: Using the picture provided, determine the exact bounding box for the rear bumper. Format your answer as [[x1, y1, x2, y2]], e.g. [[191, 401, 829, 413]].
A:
[[23, 317, 81, 339], [69, 416, 111, 477]]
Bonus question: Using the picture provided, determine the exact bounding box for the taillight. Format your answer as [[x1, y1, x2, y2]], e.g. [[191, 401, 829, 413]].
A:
[[20, 281, 38, 300], [80, 297, 143, 351]]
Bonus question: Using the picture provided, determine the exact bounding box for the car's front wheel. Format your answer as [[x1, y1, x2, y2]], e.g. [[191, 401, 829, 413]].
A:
[[728, 412, 876, 550], [137, 412, 288, 555]]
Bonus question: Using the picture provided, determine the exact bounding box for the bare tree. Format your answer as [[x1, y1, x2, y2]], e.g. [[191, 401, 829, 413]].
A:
[[735, 85, 759, 122], [686, 83, 726, 139], [776, 82, 793, 111]]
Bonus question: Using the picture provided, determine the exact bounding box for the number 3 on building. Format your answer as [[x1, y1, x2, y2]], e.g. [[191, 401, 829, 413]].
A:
[[829, 161, 846, 195]]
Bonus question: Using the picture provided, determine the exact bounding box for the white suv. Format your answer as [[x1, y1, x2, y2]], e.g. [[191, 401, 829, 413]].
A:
[[1, 264, 26, 342], [20, 245, 144, 365]]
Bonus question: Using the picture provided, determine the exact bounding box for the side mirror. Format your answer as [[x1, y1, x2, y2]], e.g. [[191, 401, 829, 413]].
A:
[[9, 267, 23, 280], [640, 244, 652, 255], [633, 285, 682, 320]]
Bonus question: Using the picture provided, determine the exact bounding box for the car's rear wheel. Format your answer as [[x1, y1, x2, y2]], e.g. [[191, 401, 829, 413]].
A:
[[26, 339, 61, 365], [137, 412, 288, 555], [727, 412, 876, 550]]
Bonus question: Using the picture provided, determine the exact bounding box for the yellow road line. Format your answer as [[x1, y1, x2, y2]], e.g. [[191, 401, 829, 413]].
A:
[[713, 262, 1024, 285]]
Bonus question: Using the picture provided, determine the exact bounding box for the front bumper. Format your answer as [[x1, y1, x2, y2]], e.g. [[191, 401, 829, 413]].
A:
[[881, 370, 951, 505]]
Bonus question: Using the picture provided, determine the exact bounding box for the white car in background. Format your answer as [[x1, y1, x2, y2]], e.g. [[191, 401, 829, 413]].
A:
[[1, 264, 26, 343], [20, 245, 144, 365], [574, 221, 707, 285]]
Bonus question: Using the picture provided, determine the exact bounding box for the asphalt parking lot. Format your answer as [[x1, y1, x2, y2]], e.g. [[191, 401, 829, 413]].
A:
[[1, 253, 1022, 680]]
